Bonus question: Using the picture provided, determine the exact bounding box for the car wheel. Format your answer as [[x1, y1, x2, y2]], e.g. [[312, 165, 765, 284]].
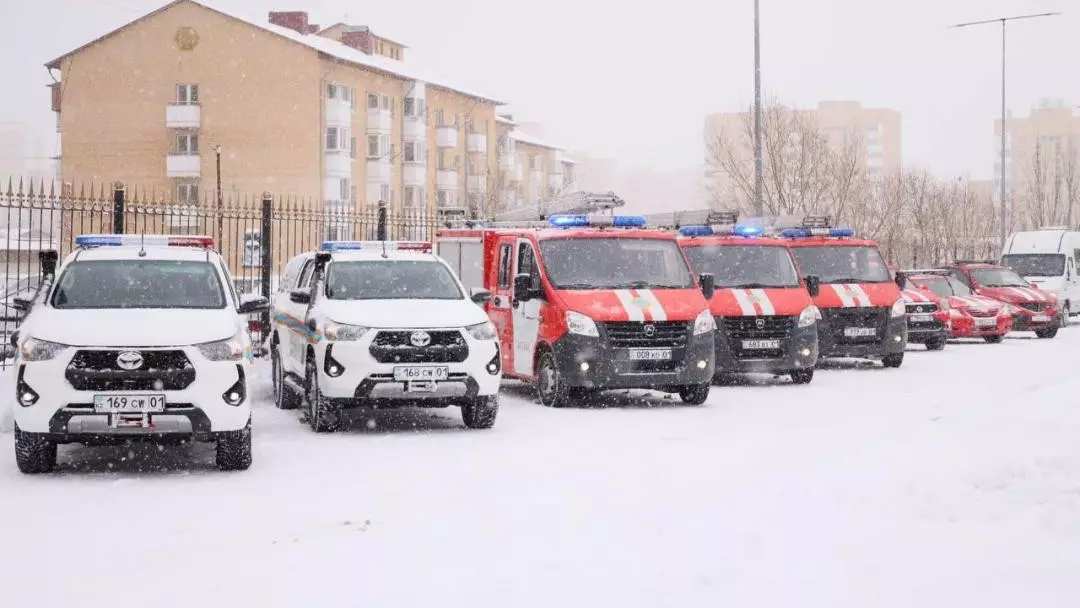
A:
[[215, 423, 252, 472], [882, 353, 904, 368], [536, 350, 572, 408], [677, 383, 710, 405], [272, 343, 299, 410], [1035, 327, 1059, 339], [790, 369, 814, 384], [14, 424, 56, 474], [926, 337, 947, 350], [461, 394, 499, 429], [306, 359, 341, 433], [983, 335, 1004, 344]]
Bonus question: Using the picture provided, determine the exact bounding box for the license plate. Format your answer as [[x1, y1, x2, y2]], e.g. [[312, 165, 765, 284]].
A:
[[628, 348, 672, 361], [742, 339, 780, 350], [844, 327, 877, 338], [975, 317, 997, 327], [1033, 314, 1051, 323], [393, 366, 449, 381], [909, 313, 932, 323], [93, 394, 166, 413]]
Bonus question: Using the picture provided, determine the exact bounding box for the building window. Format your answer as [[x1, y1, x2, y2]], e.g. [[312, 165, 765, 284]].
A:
[[380, 183, 391, 203], [404, 186, 423, 208], [368, 93, 379, 109], [176, 132, 198, 155], [350, 137, 356, 159], [327, 83, 337, 99], [528, 154, 536, 170], [176, 181, 199, 203], [326, 127, 339, 151], [404, 142, 425, 163], [404, 97, 415, 117], [176, 84, 199, 104], [339, 177, 350, 201], [368, 135, 379, 157]]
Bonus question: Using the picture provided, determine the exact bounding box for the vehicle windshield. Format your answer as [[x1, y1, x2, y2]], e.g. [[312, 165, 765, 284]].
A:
[[790, 245, 891, 284], [970, 267, 1030, 288], [538, 237, 694, 290], [682, 244, 800, 288], [915, 277, 971, 297], [326, 260, 463, 300], [1000, 253, 1065, 277], [51, 260, 226, 309]]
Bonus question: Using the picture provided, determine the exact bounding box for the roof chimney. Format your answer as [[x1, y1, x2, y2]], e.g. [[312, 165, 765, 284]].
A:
[[340, 26, 374, 54], [269, 11, 310, 35], [307, 24, 320, 34]]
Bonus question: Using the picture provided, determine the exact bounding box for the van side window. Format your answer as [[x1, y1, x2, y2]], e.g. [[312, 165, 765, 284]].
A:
[[281, 256, 305, 292], [1073, 249, 1080, 267], [297, 259, 315, 288], [497, 244, 513, 289], [517, 242, 541, 291]]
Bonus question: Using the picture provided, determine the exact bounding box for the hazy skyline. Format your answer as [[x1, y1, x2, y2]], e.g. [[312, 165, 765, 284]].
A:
[[1, 0, 1077, 181]]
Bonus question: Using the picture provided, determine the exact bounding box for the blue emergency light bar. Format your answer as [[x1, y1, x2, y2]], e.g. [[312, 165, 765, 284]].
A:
[[319, 240, 432, 252], [780, 227, 856, 239], [75, 234, 215, 248], [678, 224, 765, 238], [548, 214, 647, 228]]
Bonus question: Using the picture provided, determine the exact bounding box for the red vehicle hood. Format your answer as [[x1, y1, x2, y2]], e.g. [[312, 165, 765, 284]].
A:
[[900, 289, 939, 305], [559, 288, 704, 322], [947, 294, 1004, 313], [812, 282, 900, 308], [974, 285, 1054, 306], [709, 287, 811, 316]]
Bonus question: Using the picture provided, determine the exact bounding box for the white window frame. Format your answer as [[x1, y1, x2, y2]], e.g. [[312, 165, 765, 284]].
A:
[[380, 183, 391, 202], [339, 177, 350, 201], [368, 93, 379, 109], [176, 181, 199, 203], [176, 132, 198, 155], [404, 141, 425, 163], [326, 127, 339, 152], [176, 84, 199, 105], [367, 134, 380, 158], [327, 83, 337, 99]]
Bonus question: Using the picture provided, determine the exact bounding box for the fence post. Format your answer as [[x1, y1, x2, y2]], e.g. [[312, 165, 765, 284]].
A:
[[260, 192, 273, 339], [112, 182, 125, 233], [376, 200, 387, 241]]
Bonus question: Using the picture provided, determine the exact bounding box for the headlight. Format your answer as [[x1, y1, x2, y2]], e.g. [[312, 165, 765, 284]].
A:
[[797, 305, 818, 328], [466, 320, 497, 341], [693, 309, 716, 335], [197, 332, 246, 361], [565, 311, 599, 337], [890, 299, 906, 317], [20, 337, 69, 362], [324, 321, 370, 341]]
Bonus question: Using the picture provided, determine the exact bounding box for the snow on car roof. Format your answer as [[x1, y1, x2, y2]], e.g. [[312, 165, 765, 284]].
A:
[[328, 250, 440, 261], [63, 245, 221, 263]]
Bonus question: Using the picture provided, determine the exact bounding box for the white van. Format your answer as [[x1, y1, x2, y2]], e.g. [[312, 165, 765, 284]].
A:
[[1001, 227, 1080, 322]]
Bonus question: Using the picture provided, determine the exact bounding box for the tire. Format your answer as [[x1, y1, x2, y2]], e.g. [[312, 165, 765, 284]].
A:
[[14, 425, 56, 474], [215, 424, 252, 472], [462, 394, 499, 429], [1061, 304, 1070, 328], [882, 353, 904, 368], [790, 369, 814, 384], [925, 337, 947, 351], [271, 342, 299, 410], [983, 335, 1004, 344], [677, 383, 710, 405], [536, 350, 572, 408], [1035, 327, 1059, 339], [306, 358, 341, 433]]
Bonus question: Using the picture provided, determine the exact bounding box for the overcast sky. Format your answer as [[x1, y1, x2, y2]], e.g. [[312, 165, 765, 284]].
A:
[[1, 0, 1077, 179]]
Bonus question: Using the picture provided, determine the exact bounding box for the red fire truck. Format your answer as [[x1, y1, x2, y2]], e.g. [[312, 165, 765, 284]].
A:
[[436, 212, 717, 408]]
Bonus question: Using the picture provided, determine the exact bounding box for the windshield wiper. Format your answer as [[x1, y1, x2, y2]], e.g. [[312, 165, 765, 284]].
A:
[[825, 278, 869, 284], [558, 283, 603, 290], [727, 282, 796, 289]]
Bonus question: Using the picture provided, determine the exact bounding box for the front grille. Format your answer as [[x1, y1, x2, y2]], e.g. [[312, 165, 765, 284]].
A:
[[369, 330, 468, 363], [905, 303, 937, 314], [821, 307, 888, 344], [1019, 302, 1048, 312], [967, 307, 997, 317], [66, 350, 195, 391], [601, 321, 690, 349], [720, 315, 794, 359]]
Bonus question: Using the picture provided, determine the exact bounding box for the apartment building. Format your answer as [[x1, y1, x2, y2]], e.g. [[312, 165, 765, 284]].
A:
[[46, 0, 505, 228], [995, 100, 1080, 213], [493, 115, 576, 213]]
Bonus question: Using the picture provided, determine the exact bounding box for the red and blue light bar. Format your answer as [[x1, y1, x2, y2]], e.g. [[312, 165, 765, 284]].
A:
[[781, 227, 855, 239], [679, 224, 765, 238], [320, 240, 432, 252], [75, 234, 215, 248], [548, 214, 647, 228]]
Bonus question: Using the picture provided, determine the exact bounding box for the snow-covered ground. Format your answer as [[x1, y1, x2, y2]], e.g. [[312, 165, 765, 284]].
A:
[[3, 333, 1080, 606]]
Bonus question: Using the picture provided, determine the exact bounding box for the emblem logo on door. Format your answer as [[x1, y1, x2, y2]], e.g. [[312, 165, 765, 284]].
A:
[[643, 324, 656, 337], [755, 318, 765, 329], [410, 331, 431, 347], [116, 351, 144, 370]]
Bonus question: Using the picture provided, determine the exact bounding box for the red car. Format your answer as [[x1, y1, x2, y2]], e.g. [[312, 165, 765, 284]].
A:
[[943, 262, 1061, 339], [900, 270, 1012, 343]]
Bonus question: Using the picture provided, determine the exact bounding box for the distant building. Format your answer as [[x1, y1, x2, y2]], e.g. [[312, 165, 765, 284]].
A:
[[995, 100, 1080, 223]]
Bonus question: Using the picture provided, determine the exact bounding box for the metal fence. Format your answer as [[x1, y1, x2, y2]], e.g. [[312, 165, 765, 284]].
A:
[[0, 178, 439, 364]]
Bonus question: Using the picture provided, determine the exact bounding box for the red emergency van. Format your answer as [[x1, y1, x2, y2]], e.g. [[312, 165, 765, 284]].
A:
[[437, 214, 717, 408], [674, 216, 820, 385], [783, 218, 908, 367]]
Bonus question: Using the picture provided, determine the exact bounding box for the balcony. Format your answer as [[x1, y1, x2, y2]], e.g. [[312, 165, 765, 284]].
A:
[[403, 163, 426, 186], [436, 126, 458, 148], [325, 98, 351, 126], [436, 169, 458, 190], [367, 158, 392, 182], [166, 154, 200, 178], [500, 153, 516, 171], [403, 117, 425, 141], [367, 107, 392, 132], [467, 175, 487, 192], [324, 151, 351, 177], [467, 133, 487, 154], [166, 104, 200, 128]]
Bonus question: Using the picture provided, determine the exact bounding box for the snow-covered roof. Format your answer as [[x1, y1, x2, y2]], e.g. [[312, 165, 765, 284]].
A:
[[46, 0, 503, 104], [509, 130, 562, 150], [495, 115, 517, 125], [561, 157, 577, 165]]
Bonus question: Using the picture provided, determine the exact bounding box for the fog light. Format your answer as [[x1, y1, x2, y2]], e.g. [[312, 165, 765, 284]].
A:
[[893, 335, 902, 342], [487, 363, 498, 373], [323, 345, 346, 378], [16, 366, 38, 407], [696, 360, 707, 369], [221, 365, 247, 407], [580, 362, 590, 372], [329, 365, 341, 375], [800, 348, 811, 357], [486, 345, 501, 376]]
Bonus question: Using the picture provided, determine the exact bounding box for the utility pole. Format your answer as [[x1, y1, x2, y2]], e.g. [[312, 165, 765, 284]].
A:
[[752, 0, 764, 215], [950, 12, 1061, 252], [214, 144, 223, 246]]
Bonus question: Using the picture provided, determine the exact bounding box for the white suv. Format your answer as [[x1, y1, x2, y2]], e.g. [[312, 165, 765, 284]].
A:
[[10, 235, 267, 473], [271, 240, 501, 432]]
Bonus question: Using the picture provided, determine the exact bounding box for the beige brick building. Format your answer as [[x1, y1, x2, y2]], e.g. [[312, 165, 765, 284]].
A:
[[995, 100, 1080, 223]]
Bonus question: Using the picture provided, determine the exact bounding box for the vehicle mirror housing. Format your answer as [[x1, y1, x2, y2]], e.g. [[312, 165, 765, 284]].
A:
[[894, 271, 906, 291], [513, 274, 532, 303], [11, 297, 32, 313], [238, 294, 270, 314], [289, 288, 311, 304], [806, 275, 821, 298], [469, 287, 493, 305], [39, 250, 58, 278], [698, 272, 715, 300]]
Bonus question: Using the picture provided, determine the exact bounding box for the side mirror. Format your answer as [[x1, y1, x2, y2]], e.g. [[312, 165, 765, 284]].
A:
[[238, 294, 270, 314], [469, 287, 493, 305], [10, 331, 18, 348], [806, 275, 821, 298], [11, 297, 32, 313], [513, 274, 532, 303], [698, 272, 715, 300], [894, 271, 906, 291], [289, 288, 312, 304], [39, 250, 58, 278]]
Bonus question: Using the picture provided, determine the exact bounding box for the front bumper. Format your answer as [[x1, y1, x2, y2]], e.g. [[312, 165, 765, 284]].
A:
[[905, 319, 949, 343], [13, 346, 252, 438], [550, 329, 714, 391], [949, 315, 1011, 338], [714, 320, 818, 375], [314, 331, 501, 406], [818, 310, 907, 359], [1010, 310, 1060, 332]]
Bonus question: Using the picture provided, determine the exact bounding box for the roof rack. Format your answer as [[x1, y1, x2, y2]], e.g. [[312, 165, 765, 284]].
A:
[[952, 259, 997, 265], [801, 215, 832, 229], [489, 191, 625, 223]]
